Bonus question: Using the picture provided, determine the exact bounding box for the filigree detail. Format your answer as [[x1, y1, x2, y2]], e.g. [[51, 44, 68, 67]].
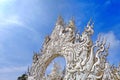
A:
[[27, 16, 120, 80]]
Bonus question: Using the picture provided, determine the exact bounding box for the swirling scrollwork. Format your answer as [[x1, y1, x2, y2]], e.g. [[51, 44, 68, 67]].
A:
[[27, 17, 120, 80]]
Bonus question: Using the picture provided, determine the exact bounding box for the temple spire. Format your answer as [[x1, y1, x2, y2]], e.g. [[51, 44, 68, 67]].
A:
[[56, 15, 64, 26]]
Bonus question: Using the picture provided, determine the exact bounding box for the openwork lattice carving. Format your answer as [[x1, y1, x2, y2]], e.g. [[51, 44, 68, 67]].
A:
[[27, 16, 120, 80]]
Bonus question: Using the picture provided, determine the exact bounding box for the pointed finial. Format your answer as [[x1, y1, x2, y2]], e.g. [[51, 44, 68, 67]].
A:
[[84, 18, 94, 36], [87, 18, 92, 27], [27, 66, 30, 75], [102, 37, 107, 45], [56, 15, 64, 26], [71, 16, 75, 22], [68, 17, 75, 30], [86, 18, 94, 28], [91, 22, 94, 28]]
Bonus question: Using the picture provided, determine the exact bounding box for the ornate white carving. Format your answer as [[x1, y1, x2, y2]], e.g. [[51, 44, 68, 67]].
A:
[[27, 16, 120, 80]]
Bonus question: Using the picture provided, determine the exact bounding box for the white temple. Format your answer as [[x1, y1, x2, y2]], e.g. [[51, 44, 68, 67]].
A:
[[27, 16, 120, 80]]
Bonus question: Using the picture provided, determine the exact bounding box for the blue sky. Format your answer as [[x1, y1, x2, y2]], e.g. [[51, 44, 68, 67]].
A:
[[0, 0, 120, 80]]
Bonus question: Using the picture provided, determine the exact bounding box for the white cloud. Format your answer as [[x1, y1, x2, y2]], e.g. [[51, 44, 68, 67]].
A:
[[0, 15, 24, 26], [101, 31, 120, 49], [0, 66, 28, 80], [0, 0, 25, 27], [0, 66, 27, 73]]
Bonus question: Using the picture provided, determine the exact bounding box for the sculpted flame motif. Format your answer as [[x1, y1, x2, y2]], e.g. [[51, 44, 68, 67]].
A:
[[27, 16, 120, 80]]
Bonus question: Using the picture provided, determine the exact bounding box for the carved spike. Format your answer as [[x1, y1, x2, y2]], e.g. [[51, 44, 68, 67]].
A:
[[100, 37, 106, 46], [68, 18, 75, 29], [102, 37, 107, 45], [97, 34, 101, 42], [56, 15, 64, 26], [91, 22, 94, 28], [104, 49, 108, 57], [87, 18, 92, 27], [71, 16, 75, 22], [27, 66, 30, 75], [86, 18, 94, 29], [104, 43, 110, 56]]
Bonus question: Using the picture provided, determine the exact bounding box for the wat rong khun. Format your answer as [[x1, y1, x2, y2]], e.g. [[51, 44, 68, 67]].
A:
[[18, 16, 120, 80]]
